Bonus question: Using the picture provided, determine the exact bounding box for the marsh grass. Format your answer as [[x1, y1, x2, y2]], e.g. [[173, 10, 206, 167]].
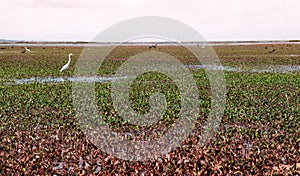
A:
[[0, 44, 299, 174]]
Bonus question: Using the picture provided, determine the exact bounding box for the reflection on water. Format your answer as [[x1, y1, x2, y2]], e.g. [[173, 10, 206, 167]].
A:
[[15, 77, 65, 84], [250, 65, 300, 73], [289, 54, 300, 57], [189, 64, 300, 73], [1, 64, 300, 86], [4, 76, 127, 85], [187, 65, 242, 72]]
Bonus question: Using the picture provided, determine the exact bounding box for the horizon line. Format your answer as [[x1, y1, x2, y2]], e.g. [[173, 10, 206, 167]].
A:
[[1, 39, 300, 44]]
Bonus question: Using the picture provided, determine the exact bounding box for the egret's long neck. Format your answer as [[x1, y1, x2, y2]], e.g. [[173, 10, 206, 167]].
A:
[[67, 54, 72, 64]]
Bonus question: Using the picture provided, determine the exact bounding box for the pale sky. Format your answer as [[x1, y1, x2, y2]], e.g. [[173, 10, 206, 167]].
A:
[[1, 0, 300, 41]]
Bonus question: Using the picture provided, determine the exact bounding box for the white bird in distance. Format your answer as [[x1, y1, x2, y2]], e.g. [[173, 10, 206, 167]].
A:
[[60, 53, 73, 72], [24, 47, 31, 52]]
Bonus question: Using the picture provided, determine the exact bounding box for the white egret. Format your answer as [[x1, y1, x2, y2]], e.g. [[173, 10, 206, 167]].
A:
[[60, 53, 73, 72], [25, 47, 31, 52]]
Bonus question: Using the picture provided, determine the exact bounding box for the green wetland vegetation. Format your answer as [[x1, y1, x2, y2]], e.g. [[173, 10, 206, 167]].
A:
[[0, 44, 299, 174]]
